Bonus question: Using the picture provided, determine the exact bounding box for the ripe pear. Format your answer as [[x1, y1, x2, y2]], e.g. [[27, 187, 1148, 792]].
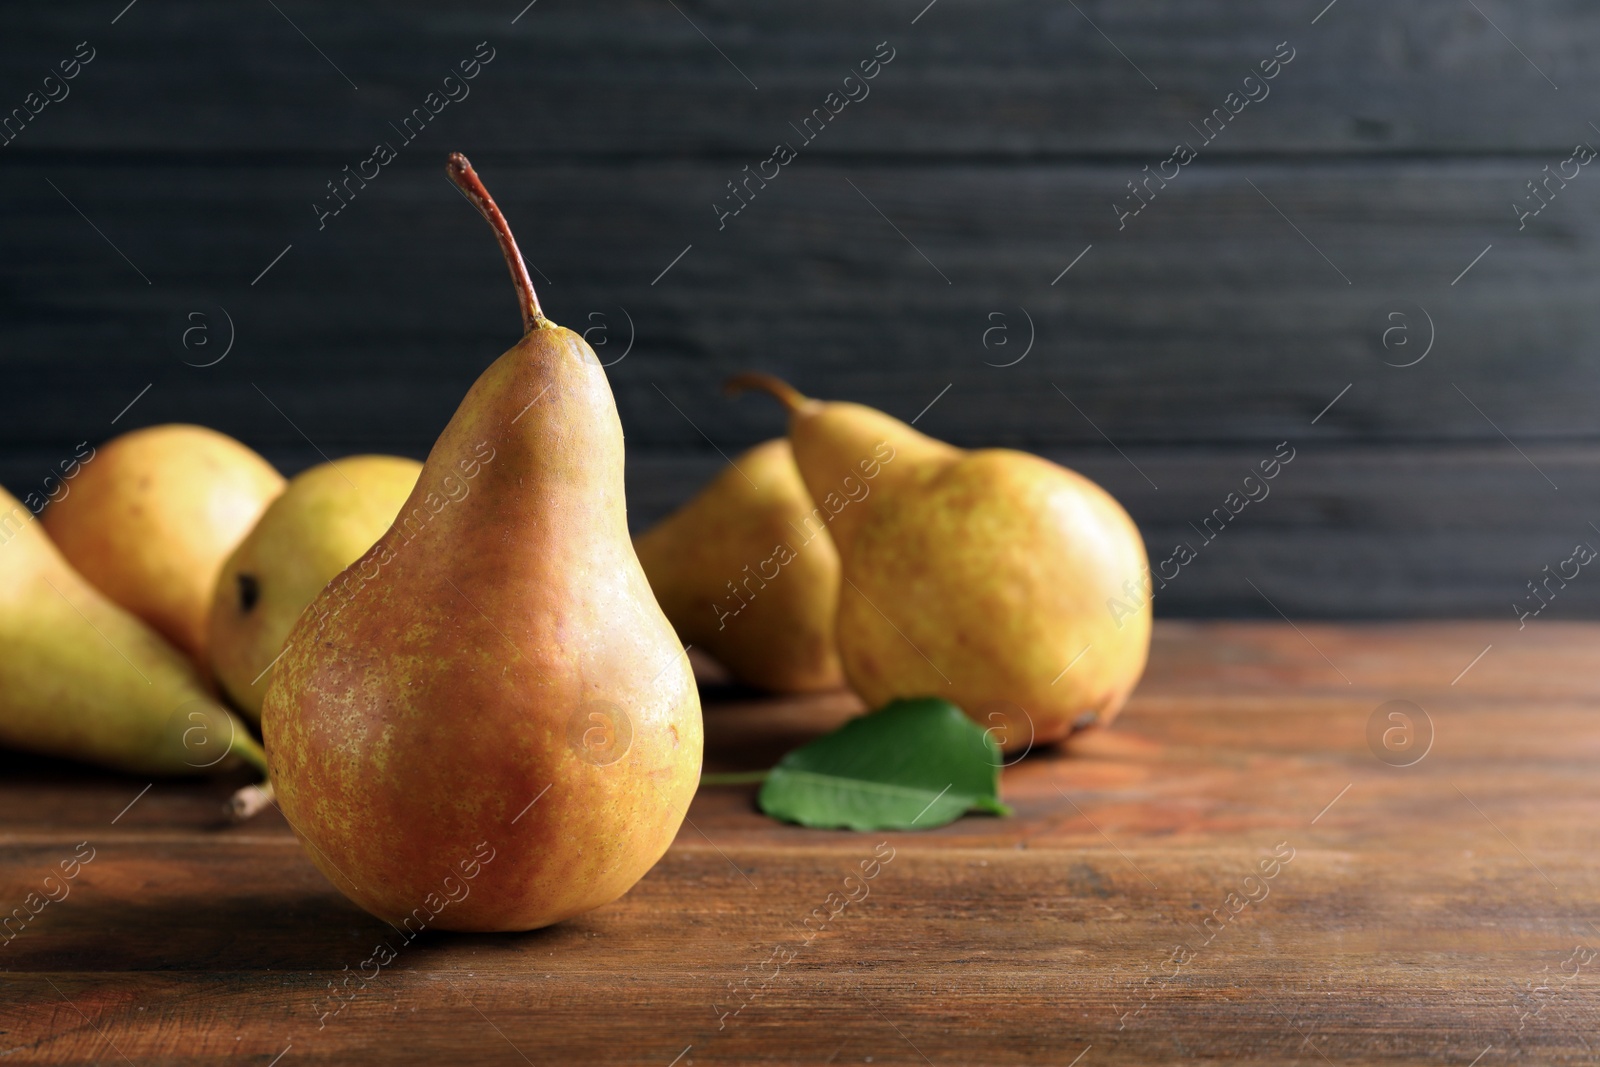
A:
[[209, 455, 421, 722], [729, 374, 1151, 751], [42, 424, 285, 664], [635, 439, 844, 693], [0, 487, 266, 780], [262, 153, 702, 933]]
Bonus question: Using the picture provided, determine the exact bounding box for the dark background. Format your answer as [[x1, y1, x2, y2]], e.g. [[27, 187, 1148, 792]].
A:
[[1, 1, 1593, 619]]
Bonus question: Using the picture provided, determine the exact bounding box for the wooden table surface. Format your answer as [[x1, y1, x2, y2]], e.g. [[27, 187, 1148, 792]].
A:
[[3, 621, 1598, 1066]]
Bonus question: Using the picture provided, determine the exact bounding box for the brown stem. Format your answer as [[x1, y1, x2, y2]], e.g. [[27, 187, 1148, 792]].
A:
[[724, 372, 813, 414], [227, 780, 274, 822], [446, 152, 549, 333]]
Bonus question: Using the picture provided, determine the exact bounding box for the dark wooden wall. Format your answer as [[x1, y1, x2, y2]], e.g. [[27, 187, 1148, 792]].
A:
[[2, 1, 1596, 618]]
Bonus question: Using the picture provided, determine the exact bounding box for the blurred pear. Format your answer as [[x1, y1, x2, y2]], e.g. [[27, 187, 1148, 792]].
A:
[[0, 485, 266, 779], [636, 439, 844, 692], [209, 455, 421, 720], [42, 424, 284, 664], [730, 374, 1151, 750]]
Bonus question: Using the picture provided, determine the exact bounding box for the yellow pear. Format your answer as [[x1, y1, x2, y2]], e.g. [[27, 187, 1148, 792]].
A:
[[209, 455, 421, 721], [0, 487, 266, 779], [261, 153, 701, 932], [635, 438, 843, 693], [729, 374, 1151, 751], [42, 424, 285, 664]]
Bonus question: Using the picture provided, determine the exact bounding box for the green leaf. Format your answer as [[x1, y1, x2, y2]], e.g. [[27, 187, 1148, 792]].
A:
[[757, 697, 1012, 831]]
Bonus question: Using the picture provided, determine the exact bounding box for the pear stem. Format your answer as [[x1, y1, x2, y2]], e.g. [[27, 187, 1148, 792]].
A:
[[446, 152, 550, 333], [227, 780, 274, 822], [724, 372, 812, 414], [225, 733, 272, 822]]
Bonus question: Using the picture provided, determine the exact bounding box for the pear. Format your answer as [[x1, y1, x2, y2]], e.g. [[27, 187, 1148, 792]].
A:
[[42, 424, 285, 665], [0, 486, 266, 780], [728, 374, 1151, 751], [261, 153, 702, 932], [209, 455, 421, 722], [635, 439, 844, 693]]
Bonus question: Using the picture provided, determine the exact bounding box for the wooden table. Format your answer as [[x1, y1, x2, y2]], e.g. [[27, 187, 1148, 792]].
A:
[[3, 621, 1597, 1065]]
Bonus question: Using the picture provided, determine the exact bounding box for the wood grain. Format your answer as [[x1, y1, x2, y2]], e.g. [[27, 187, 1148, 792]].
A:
[[2, 622, 1597, 1064], [4, 1, 1598, 156], [1, 2, 1597, 614], [625, 444, 1599, 620], [1, 158, 1593, 449]]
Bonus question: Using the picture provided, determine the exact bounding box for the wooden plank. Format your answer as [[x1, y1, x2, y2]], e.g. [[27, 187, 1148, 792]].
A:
[[3, 1, 1598, 156], [4, 8, 1598, 618], [625, 445, 1600, 619], [1, 622, 1598, 1064], [0, 158, 1593, 456], [2, 437, 1595, 619]]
